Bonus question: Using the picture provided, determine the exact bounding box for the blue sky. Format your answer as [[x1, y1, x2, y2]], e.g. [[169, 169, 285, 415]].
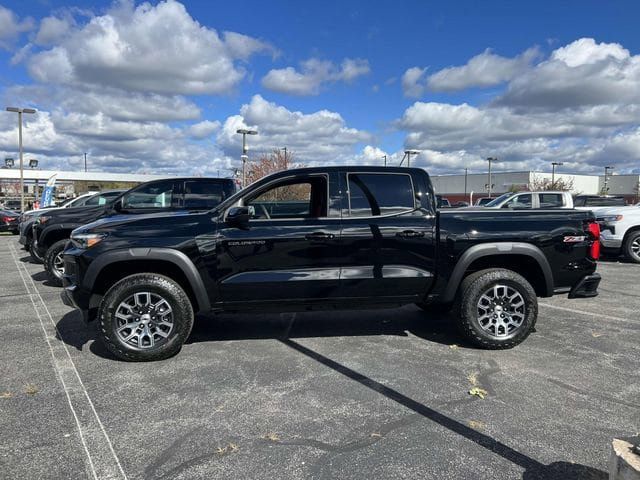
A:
[[0, 0, 639, 175]]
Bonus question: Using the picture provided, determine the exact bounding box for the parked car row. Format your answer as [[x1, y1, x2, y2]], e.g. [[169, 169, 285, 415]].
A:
[[13, 166, 606, 362]]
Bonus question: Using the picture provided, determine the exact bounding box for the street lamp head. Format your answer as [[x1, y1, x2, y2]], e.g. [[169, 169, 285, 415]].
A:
[[6, 107, 36, 114], [552, 162, 564, 166], [236, 129, 258, 135], [404, 149, 420, 154], [486, 157, 498, 162]]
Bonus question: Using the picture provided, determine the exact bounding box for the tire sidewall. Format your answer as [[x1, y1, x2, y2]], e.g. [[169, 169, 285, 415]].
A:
[[625, 231, 640, 263], [45, 240, 67, 284], [99, 275, 193, 361], [459, 272, 537, 347]]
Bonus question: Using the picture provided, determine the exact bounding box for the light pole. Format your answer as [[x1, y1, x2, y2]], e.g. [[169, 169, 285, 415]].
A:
[[486, 157, 498, 198], [603, 166, 614, 194], [84, 152, 87, 172], [383, 154, 387, 167], [6, 106, 36, 212], [401, 149, 420, 167], [281, 147, 288, 169], [236, 129, 258, 188], [464, 168, 468, 200], [551, 162, 563, 187]]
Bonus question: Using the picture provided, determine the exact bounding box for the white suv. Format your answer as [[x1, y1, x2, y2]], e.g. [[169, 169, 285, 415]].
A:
[[594, 203, 640, 263]]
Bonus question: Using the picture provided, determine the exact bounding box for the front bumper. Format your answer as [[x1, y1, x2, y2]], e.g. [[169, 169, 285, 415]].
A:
[[599, 229, 622, 249], [568, 273, 601, 299]]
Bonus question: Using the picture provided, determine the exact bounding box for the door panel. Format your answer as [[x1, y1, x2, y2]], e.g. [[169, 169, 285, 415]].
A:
[[215, 173, 343, 305], [339, 172, 436, 299]]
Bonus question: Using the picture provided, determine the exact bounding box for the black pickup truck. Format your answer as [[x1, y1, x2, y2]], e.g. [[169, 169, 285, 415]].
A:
[[33, 177, 236, 286], [61, 166, 601, 361]]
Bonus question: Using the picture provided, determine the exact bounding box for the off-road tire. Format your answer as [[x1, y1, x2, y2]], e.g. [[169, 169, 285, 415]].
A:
[[453, 268, 537, 349], [623, 230, 640, 264], [44, 240, 68, 286], [29, 244, 44, 264], [98, 274, 194, 362]]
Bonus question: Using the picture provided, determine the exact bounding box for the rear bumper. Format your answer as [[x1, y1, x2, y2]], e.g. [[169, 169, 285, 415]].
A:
[[568, 273, 601, 299]]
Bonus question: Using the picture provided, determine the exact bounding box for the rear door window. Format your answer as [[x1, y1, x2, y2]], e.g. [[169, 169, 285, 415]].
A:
[[122, 180, 176, 209], [347, 173, 415, 217], [539, 193, 564, 208]]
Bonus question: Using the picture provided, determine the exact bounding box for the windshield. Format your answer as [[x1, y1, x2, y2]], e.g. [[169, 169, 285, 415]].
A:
[[485, 193, 514, 207]]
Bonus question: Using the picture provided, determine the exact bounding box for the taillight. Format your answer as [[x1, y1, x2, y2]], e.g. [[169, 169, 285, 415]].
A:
[[1, 216, 11, 223], [587, 222, 600, 260]]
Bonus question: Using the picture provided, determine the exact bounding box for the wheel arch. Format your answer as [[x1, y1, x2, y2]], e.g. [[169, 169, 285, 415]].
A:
[[40, 225, 75, 250], [441, 243, 554, 303], [83, 248, 211, 313]]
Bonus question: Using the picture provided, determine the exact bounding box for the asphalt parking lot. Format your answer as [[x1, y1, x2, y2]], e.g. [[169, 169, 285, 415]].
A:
[[0, 233, 638, 480]]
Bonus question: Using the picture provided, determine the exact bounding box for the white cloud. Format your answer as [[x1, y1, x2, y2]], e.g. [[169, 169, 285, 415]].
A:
[[34, 15, 75, 46], [217, 95, 371, 164], [497, 38, 640, 109], [402, 48, 539, 97], [397, 38, 640, 174], [26, 0, 273, 95], [262, 58, 370, 95], [187, 120, 221, 139], [401, 67, 428, 98], [0, 6, 34, 49]]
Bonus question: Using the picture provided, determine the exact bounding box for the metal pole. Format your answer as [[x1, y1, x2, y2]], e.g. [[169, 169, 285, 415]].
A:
[[552, 163, 556, 186], [487, 159, 492, 198], [407, 152, 411, 167], [241, 132, 247, 188], [383, 155, 387, 167], [464, 168, 468, 199], [18, 110, 24, 212], [84, 152, 87, 172]]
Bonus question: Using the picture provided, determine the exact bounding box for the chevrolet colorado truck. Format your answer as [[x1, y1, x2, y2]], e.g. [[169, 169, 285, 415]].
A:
[[61, 166, 602, 361], [33, 177, 236, 286]]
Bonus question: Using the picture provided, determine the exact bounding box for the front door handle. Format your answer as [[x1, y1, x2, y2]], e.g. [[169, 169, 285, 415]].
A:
[[305, 231, 335, 241], [396, 230, 425, 239]]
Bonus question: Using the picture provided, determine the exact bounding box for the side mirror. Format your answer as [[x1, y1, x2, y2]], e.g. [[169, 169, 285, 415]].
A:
[[113, 199, 123, 212], [226, 206, 250, 230]]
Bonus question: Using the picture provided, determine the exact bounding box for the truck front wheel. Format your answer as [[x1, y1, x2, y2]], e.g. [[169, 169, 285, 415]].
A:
[[454, 268, 537, 349], [623, 230, 640, 264], [98, 274, 194, 362], [44, 239, 69, 287]]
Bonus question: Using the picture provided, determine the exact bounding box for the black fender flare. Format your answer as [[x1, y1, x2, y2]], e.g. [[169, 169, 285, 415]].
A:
[[82, 248, 211, 313], [441, 242, 554, 303]]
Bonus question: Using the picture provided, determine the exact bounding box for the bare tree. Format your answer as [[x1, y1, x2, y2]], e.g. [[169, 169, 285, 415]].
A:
[[245, 149, 309, 201], [246, 148, 302, 184], [529, 174, 575, 192]]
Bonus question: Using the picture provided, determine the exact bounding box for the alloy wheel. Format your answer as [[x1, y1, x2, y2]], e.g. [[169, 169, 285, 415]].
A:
[[114, 292, 174, 349], [476, 284, 526, 338]]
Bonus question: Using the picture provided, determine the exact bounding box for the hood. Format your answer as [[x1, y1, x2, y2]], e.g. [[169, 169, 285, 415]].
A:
[[74, 209, 211, 236], [591, 205, 640, 217]]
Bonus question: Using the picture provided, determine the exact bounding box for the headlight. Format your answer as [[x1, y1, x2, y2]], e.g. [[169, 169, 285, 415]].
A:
[[70, 232, 106, 249], [598, 215, 623, 222]]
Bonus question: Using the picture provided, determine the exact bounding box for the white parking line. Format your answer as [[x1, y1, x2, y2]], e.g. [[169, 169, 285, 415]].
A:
[[8, 241, 128, 480], [539, 302, 634, 324]]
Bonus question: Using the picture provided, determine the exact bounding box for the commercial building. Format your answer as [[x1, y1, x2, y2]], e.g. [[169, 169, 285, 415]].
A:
[[0, 169, 172, 201], [431, 171, 640, 204]]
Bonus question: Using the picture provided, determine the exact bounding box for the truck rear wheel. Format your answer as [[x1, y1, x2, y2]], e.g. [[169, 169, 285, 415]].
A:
[[44, 240, 68, 287], [623, 230, 640, 264], [454, 268, 537, 349], [98, 274, 194, 362]]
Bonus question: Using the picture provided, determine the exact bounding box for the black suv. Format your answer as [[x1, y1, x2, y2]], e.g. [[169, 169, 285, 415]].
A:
[[61, 166, 601, 361], [33, 177, 236, 285]]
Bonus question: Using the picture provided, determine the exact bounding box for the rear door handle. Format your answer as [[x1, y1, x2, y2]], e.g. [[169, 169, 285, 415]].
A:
[[396, 230, 425, 239], [305, 231, 335, 241]]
